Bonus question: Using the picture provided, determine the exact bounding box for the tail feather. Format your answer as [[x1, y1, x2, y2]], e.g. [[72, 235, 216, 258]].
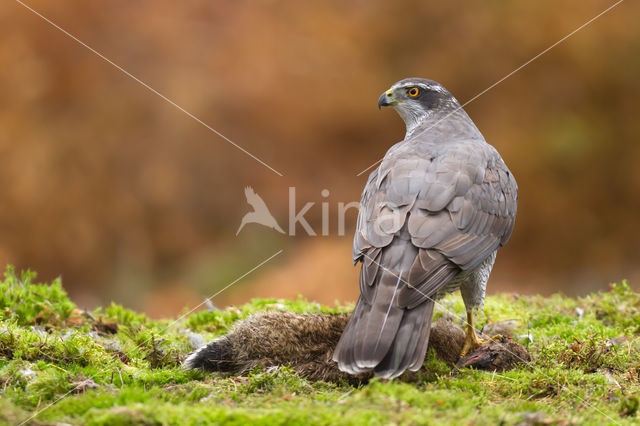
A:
[[353, 269, 404, 369], [408, 301, 435, 371], [333, 300, 370, 375], [333, 268, 436, 379], [373, 300, 434, 379]]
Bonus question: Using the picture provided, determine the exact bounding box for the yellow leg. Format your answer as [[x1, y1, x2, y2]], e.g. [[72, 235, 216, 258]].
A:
[[459, 311, 503, 358]]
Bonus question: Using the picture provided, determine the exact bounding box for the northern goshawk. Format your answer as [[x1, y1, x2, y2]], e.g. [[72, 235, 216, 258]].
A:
[[332, 78, 518, 379]]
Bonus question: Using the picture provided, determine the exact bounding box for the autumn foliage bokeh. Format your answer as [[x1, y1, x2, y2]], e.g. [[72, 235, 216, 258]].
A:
[[2, 1, 640, 316]]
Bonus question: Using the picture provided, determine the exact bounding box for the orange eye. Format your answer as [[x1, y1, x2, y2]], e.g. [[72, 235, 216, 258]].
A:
[[408, 87, 419, 97]]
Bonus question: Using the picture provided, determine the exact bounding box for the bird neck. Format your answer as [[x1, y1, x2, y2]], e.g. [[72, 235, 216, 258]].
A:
[[405, 103, 479, 141], [397, 98, 465, 139], [394, 105, 431, 139]]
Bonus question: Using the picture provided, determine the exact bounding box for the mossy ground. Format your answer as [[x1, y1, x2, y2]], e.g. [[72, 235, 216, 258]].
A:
[[1, 267, 640, 425]]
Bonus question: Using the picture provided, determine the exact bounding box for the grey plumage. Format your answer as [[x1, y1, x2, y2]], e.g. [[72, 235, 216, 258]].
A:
[[333, 78, 518, 379]]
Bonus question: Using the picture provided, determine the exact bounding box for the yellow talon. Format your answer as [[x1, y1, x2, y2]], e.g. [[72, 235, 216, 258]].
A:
[[459, 311, 502, 358]]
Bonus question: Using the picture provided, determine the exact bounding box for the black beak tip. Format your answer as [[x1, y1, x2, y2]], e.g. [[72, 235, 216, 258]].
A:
[[378, 93, 390, 110]]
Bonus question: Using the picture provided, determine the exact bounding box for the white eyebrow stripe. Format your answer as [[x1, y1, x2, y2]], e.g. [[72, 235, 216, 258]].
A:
[[391, 82, 446, 93]]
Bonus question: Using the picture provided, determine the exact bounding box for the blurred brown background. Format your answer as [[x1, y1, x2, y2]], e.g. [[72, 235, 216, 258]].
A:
[[2, 0, 639, 317]]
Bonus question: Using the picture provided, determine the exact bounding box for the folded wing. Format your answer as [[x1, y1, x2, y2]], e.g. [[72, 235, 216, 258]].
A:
[[334, 139, 517, 378]]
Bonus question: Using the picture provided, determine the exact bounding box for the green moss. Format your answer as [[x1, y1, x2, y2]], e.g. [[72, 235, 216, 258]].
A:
[[0, 266, 75, 326], [2, 266, 640, 424]]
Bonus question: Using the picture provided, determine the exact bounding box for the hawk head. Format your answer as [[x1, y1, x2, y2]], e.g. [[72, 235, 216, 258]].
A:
[[378, 78, 460, 136]]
